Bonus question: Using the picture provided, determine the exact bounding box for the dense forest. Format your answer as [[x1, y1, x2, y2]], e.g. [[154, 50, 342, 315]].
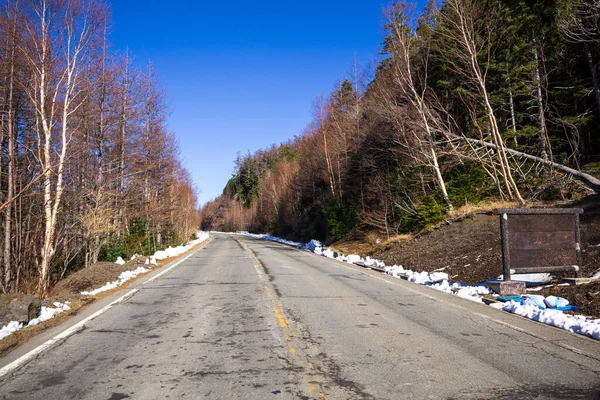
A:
[[201, 0, 600, 243], [0, 0, 199, 296]]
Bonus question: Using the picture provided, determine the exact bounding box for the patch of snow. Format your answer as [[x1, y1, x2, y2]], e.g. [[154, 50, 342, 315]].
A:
[[0, 302, 71, 341], [81, 266, 150, 296], [431, 279, 452, 293], [496, 301, 600, 340], [456, 289, 485, 303], [321, 248, 335, 258], [429, 272, 449, 284], [28, 302, 71, 326], [145, 256, 157, 266], [407, 271, 430, 284], [238, 232, 303, 248], [544, 296, 569, 308], [0, 321, 22, 341], [154, 245, 186, 261], [523, 295, 547, 309], [384, 265, 406, 278], [526, 284, 554, 292], [115, 257, 126, 265], [82, 232, 209, 296], [345, 254, 362, 265], [236, 231, 599, 340], [363, 257, 384, 268]]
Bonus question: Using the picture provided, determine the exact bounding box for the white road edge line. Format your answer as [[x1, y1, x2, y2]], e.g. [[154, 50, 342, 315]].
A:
[[294, 243, 595, 358], [145, 237, 211, 284], [0, 288, 139, 379], [0, 236, 212, 379], [229, 236, 596, 359], [362, 262, 593, 358]]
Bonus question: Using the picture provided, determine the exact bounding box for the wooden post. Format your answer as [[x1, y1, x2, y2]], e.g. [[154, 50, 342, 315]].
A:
[[499, 211, 511, 281]]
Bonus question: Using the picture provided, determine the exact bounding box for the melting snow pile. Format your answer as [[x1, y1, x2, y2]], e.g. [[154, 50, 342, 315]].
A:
[[81, 266, 150, 296], [28, 302, 71, 326], [491, 299, 600, 340], [0, 302, 71, 341], [153, 231, 210, 261], [82, 232, 209, 296], [145, 256, 157, 266], [238, 231, 600, 341], [237, 232, 303, 248], [304, 240, 322, 252]]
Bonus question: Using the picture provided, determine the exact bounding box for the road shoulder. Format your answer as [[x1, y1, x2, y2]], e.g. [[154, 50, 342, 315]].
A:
[[0, 236, 212, 378]]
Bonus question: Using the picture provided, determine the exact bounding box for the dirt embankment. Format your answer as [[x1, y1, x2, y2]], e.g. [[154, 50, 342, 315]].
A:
[[0, 256, 151, 356], [372, 213, 503, 285], [51, 259, 145, 300], [335, 195, 600, 317]]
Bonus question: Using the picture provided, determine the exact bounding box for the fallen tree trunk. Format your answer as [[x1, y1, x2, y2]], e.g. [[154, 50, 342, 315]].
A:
[[450, 134, 600, 193]]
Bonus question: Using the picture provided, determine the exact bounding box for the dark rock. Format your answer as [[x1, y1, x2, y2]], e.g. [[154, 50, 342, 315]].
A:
[[28, 298, 42, 321], [0, 295, 42, 327]]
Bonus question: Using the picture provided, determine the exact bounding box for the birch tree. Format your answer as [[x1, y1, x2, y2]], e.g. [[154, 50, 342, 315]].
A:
[[20, 0, 106, 295], [385, 2, 453, 209], [0, 0, 21, 292], [436, 0, 524, 203]]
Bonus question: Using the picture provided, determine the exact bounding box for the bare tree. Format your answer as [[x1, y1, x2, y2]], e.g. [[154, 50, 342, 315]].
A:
[[1, 0, 21, 292], [313, 95, 336, 198], [20, 0, 106, 295], [436, 0, 525, 203], [385, 2, 453, 209]]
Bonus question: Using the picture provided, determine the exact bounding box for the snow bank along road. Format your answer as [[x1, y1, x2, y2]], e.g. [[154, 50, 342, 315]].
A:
[[0, 234, 599, 399]]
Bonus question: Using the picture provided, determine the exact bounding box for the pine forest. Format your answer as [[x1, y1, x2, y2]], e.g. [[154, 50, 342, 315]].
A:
[[202, 0, 600, 244]]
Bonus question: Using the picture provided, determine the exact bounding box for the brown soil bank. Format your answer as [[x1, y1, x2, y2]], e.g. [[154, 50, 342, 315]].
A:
[[372, 213, 504, 285], [335, 195, 600, 316], [51, 258, 148, 300]]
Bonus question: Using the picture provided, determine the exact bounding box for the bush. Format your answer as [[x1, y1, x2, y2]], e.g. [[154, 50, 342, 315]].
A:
[[323, 198, 359, 240], [98, 241, 125, 263], [417, 196, 448, 226], [446, 162, 491, 207], [99, 218, 189, 262]]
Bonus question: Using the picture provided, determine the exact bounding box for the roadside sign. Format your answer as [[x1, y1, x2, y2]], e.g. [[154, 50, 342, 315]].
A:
[[497, 208, 583, 281]]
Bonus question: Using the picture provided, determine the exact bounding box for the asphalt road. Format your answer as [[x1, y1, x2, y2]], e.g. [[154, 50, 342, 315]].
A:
[[1, 233, 599, 399]]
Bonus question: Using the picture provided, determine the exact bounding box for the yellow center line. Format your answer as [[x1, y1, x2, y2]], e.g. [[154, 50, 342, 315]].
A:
[[233, 237, 329, 400]]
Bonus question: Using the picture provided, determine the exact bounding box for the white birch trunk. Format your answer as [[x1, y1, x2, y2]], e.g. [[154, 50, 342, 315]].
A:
[[533, 40, 549, 160]]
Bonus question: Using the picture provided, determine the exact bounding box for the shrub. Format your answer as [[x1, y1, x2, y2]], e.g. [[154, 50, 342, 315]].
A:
[[323, 198, 359, 240], [417, 196, 448, 226], [446, 162, 490, 207], [98, 241, 125, 263]]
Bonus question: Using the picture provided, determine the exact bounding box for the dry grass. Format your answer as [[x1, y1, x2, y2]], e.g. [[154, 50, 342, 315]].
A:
[[332, 232, 414, 256], [331, 240, 373, 256], [379, 234, 414, 246], [334, 200, 553, 255], [448, 200, 521, 218]]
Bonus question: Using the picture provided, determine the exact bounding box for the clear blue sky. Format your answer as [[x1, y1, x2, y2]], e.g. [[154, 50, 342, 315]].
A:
[[109, 1, 406, 206]]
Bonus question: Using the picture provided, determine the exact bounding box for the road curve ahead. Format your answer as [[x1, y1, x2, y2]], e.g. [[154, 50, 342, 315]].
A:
[[0, 233, 599, 399]]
